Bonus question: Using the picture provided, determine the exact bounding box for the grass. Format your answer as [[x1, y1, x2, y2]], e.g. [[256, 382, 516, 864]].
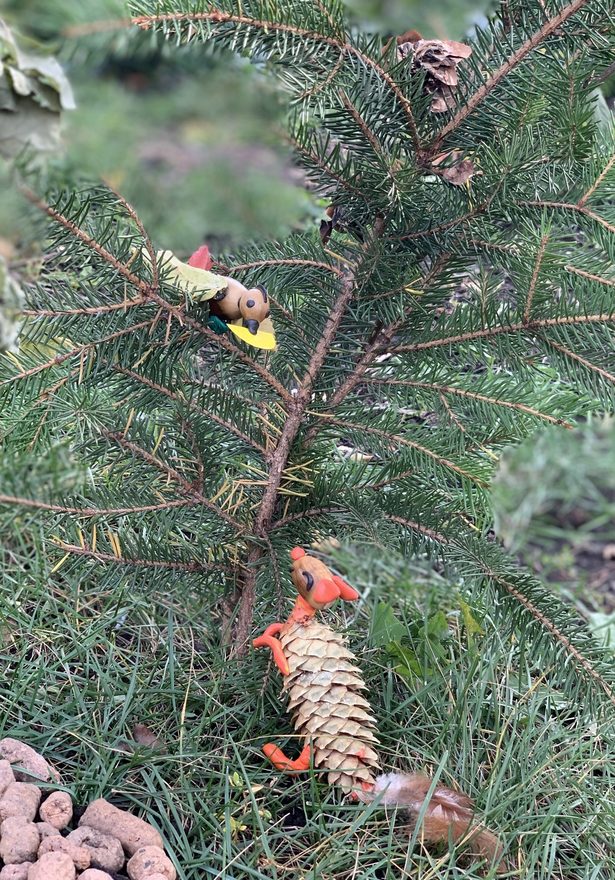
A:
[[2, 525, 613, 879], [493, 418, 615, 621]]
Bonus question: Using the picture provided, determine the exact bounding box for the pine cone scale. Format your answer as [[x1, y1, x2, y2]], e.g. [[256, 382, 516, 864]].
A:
[[280, 620, 380, 794]]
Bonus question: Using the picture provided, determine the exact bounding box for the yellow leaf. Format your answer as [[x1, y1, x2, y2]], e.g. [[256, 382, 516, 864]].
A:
[[4, 350, 23, 370], [152, 426, 165, 456], [107, 530, 122, 558], [142, 249, 227, 301], [227, 316, 277, 351]]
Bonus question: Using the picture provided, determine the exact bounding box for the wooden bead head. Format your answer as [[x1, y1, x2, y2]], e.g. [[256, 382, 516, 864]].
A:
[[213, 278, 270, 335], [289, 547, 359, 610]]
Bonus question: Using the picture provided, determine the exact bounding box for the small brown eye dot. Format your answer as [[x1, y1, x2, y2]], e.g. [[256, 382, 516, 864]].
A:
[[247, 299, 255, 308]]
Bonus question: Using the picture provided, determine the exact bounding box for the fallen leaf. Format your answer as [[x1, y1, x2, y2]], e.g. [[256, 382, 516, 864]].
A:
[[442, 158, 477, 186], [320, 217, 334, 245], [432, 149, 479, 186], [0, 19, 74, 158], [132, 723, 164, 751]]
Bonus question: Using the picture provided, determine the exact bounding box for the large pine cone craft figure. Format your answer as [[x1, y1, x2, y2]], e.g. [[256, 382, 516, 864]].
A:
[[253, 547, 506, 871]]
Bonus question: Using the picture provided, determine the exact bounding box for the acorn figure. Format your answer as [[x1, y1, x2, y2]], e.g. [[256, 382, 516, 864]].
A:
[[140, 245, 276, 350], [210, 278, 270, 336]]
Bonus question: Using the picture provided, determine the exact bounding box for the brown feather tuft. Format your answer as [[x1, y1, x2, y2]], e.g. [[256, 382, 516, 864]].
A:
[[374, 773, 507, 872]]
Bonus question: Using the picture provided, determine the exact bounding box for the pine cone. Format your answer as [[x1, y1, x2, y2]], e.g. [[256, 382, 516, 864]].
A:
[[280, 619, 380, 795], [398, 38, 472, 113]]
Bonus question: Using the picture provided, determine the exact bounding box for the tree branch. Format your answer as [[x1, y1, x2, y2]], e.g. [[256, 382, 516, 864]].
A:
[[286, 132, 364, 197], [1, 319, 156, 387], [366, 378, 573, 427], [524, 233, 550, 323], [485, 566, 615, 708], [578, 153, 615, 207], [432, 0, 591, 149], [272, 505, 347, 530], [50, 540, 219, 574], [133, 11, 421, 150], [170, 309, 293, 404], [385, 514, 450, 545], [301, 254, 449, 446], [111, 364, 268, 455], [340, 89, 383, 157], [565, 265, 615, 288], [393, 312, 615, 353], [231, 220, 386, 651], [109, 185, 160, 292], [226, 258, 343, 278], [311, 414, 488, 487], [23, 297, 149, 318], [102, 429, 243, 531], [26, 190, 291, 404], [519, 200, 615, 235], [0, 494, 194, 517], [20, 186, 150, 293], [542, 337, 615, 385]]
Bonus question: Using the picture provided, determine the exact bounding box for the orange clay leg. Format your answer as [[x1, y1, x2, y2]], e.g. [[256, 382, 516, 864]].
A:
[[253, 623, 289, 676], [262, 742, 312, 773]]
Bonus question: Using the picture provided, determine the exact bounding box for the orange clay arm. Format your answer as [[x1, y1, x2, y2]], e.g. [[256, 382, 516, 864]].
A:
[[253, 623, 290, 676], [262, 742, 311, 773], [331, 574, 360, 601]]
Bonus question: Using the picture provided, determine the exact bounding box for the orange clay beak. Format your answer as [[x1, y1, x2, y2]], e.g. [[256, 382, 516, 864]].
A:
[[311, 578, 340, 605]]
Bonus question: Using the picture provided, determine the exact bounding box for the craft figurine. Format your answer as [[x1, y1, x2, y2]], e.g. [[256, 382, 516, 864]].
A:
[[254, 547, 505, 869], [139, 246, 276, 350]]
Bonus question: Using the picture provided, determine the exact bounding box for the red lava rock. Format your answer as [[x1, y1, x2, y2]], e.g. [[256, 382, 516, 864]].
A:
[[126, 845, 176, 880], [78, 799, 162, 856], [0, 816, 40, 863], [66, 826, 124, 872], [0, 783, 41, 822], [36, 821, 61, 839], [27, 851, 76, 880], [38, 835, 91, 871], [39, 791, 73, 830], [0, 760, 15, 797], [0, 740, 59, 784], [78, 872, 114, 880], [0, 865, 30, 880]]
